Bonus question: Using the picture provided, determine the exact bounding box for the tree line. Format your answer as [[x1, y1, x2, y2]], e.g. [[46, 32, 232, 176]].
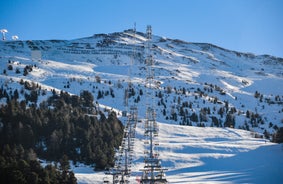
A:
[[0, 87, 124, 183], [0, 144, 76, 184]]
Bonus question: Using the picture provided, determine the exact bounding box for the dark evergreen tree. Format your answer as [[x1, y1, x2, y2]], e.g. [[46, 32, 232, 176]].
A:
[[224, 113, 235, 128], [80, 90, 94, 107], [190, 112, 199, 122], [0, 90, 123, 171], [273, 127, 283, 143], [97, 90, 103, 99]]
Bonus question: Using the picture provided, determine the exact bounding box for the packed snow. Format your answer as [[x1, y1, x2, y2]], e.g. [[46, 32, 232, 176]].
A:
[[75, 123, 283, 183]]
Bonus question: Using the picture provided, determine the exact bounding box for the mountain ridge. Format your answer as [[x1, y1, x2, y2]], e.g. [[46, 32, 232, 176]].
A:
[[3, 29, 283, 60], [1, 29, 283, 137]]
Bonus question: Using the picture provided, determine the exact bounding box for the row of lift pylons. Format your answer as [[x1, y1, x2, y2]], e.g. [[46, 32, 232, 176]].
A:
[[104, 25, 167, 184]]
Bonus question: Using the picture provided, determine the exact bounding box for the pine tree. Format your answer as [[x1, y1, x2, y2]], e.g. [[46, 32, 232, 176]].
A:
[[273, 127, 283, 143], [60, 154, 70, 172], [224, 113, 235, 128]]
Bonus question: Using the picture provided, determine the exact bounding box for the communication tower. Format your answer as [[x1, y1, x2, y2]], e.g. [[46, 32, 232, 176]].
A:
[[140, 25, 167, 184]]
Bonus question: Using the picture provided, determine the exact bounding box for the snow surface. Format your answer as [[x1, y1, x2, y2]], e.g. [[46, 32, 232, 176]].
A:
[[75, 123, 283, 184], [1, 30, 283, 183]]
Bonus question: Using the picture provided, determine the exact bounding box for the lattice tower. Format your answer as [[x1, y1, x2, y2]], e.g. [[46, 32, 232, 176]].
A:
[[140, 25, 167, 184], [104, 25, 138, 184]]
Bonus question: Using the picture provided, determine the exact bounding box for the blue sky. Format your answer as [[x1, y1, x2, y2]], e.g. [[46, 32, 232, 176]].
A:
[[1, 0, 283, 57]]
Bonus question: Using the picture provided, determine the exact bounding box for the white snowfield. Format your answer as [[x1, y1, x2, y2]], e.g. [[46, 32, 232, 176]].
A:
[[1, 30, 283, 183], [74, 123, 283, 184]]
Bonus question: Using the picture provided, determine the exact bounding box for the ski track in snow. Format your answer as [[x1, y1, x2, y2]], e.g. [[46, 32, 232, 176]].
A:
[[75, 123, 283, 184]]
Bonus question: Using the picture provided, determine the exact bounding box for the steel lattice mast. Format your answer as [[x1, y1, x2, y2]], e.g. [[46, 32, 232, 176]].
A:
[[140, 25, 167, 184], [104, 25, 138, 184]]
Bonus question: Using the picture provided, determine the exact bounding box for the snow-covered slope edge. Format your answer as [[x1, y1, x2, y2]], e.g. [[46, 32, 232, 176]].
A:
[[75, 123, 283, 184]]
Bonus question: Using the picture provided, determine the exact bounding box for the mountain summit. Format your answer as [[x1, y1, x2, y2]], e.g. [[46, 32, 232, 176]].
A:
[[1, 29, 282, 135]]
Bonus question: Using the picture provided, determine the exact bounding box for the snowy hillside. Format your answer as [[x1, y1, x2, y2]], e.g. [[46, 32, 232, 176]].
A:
[[75, 122, 283, 183], [1, 29, 282, 136], [1, 29, 283, 183]]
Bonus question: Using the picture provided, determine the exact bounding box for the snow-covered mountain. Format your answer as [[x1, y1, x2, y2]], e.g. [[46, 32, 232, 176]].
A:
[[1, 29, 283, 183], [1, 29, 282, 135]]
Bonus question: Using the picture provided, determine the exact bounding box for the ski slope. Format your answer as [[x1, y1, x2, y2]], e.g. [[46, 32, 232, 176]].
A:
[[74, 123, 283, 184]]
